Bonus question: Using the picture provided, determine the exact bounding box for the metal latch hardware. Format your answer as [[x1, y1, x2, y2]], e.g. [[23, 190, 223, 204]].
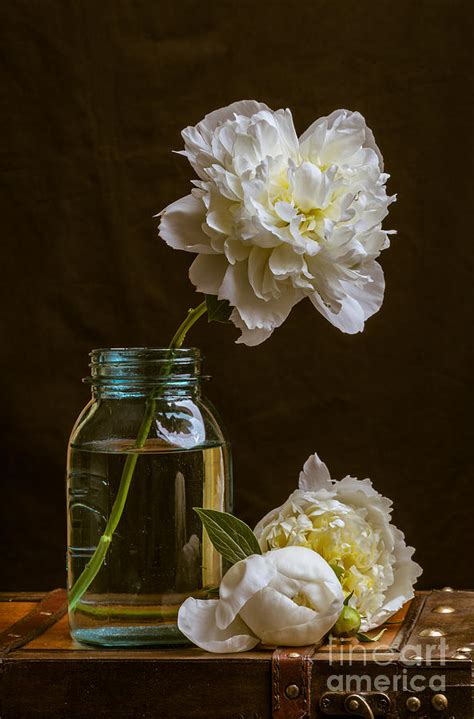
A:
[[320, 692, 390, 718]]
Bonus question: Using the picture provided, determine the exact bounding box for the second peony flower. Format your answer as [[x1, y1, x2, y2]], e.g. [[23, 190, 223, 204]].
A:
[[255, 453, 422, 631], [159, 100, 396, 345]]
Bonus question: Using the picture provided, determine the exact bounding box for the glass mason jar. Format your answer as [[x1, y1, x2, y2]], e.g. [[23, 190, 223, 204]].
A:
[[66, 348, 231, 646]]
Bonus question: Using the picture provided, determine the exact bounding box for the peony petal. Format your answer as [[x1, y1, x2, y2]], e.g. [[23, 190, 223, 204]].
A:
[[311, 292, 365, 333], [159, 194, 214, 254], [248, 246, 272, 300], [231, 309, 274, 346], [273, 108, 300, 160], [177, 598, 259, 653], [216, 554, 276, 630], [240, 557, 343, 646], [309, 261, 384, 334], [182, 101, 271, 178], [342, 261, 385, 321], [300, 110, 363, 166], [224, 238, 251, 265], [364, 124, 384, 172], [246, 108, 299, 163], [253, 489, 303, 547], [362, 530, 422, 630], [289, 162, 331, 213], [242, 548, 344, 645], [303, 578, 346, 616], [298, 453, 333, 491], [320, 110, 367, 165], [268, 244, 307, 279], [220, 261, 300, 332], [265, 547, 342, 589], [274, 201, 297, 223], [357, 229, 390, 257], [298, 116, 328, 162], [240, 587, 317, 644], [191, 100, 270, 137], [189, 254, 228, 295], [247, 115, 283, 160], [206, 195, 234, 235], [336, 475, 393, 516]]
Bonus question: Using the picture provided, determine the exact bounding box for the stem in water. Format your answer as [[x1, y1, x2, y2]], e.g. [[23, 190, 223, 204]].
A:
[[68, 301, 208, 610]]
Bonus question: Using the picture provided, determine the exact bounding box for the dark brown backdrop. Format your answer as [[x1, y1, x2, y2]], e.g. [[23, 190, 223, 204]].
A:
[[0, 0, 472, 590]]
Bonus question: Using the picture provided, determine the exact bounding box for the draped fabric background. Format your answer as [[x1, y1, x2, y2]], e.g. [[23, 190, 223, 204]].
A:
[[0, 0, 472, 590]]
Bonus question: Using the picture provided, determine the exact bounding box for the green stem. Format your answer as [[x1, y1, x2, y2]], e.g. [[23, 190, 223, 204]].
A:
[[68, 300, 208, 611], [76, 602, 178, 620], [169, 301, 207, 350]]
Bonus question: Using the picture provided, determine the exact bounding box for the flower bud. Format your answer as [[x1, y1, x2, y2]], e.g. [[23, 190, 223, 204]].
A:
[[332, 605, 361, 638]]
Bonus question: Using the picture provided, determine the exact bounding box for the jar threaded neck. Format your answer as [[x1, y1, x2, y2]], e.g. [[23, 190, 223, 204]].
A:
[[86, 347, 204, 393]]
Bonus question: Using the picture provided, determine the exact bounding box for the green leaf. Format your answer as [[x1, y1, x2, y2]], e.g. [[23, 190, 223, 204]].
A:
[[356, 628, 387, 643], [205, 295, 233, 323], [194, 508, 261, 565], [330, 563, 344, 580]]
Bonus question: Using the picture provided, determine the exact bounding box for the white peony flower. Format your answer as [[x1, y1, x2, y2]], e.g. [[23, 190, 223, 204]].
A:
[[159, 100, 395, 345], [177, 546, 343, 652], [254, 454, 422, 631]]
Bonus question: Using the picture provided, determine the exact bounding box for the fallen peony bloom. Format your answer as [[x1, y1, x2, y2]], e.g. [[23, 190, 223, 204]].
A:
[[177, 546, 344, 652]]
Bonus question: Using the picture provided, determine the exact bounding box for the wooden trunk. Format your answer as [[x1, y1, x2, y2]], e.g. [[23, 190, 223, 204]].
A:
[[0, 589, 472, 718]]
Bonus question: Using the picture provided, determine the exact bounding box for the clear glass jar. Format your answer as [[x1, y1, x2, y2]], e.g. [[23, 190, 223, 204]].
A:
[[66, 348, 232, 647]]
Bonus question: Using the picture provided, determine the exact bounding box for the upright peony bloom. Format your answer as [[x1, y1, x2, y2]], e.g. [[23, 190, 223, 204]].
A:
[[254, 453, 422, 631], [159, 101, 395, 345]]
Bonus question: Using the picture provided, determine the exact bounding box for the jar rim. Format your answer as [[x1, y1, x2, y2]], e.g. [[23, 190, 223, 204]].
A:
[[90, 346, 200, 357], [90, 347, 201, 366], [87, 347, 204, 388]]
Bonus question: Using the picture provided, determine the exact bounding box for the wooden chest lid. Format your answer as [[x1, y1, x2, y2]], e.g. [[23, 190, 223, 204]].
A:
[[0, 589, 472, 718]]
